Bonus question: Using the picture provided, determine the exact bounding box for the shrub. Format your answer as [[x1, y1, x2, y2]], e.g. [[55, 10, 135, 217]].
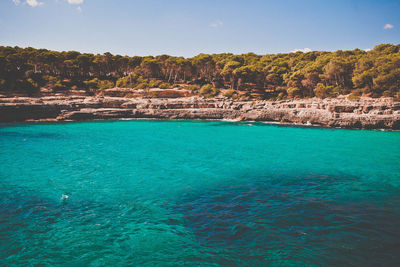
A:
[[314, 83, 334, 98], [148, 79, 162, 88], [186, 84, 200, 92], [84, 78, 100, 89], [199, 84, 219, 97], [287, 87, 301, 98], [331, 86, 344, 97], [84, 78, 114, 90], [134, 82, 149, 89], [18, 78, 40, 95], [223, 89, 238, 99], [54, 81, 67, 91], [158, 82, 173, 89], [347, 93, 360, 100], [382, 90, 393, 97], [44, 75, 67, 91], [98, 80, 114, 90], [116, 74, 140, 88]]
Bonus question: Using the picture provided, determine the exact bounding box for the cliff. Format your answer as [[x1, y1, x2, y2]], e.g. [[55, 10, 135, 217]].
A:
[[0, 95, 399, 130]]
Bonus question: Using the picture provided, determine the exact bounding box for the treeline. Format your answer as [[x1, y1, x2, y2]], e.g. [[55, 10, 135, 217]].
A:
[[0, 44, 399, 99]]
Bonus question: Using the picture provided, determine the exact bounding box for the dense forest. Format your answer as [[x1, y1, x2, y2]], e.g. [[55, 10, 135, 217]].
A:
[[0, 44, 399, 100]]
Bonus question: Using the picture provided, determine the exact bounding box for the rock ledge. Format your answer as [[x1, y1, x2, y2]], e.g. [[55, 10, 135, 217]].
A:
[[1, 96, 399, 130]]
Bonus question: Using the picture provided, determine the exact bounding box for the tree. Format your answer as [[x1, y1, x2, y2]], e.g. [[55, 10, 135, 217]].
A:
[[0, 44, 398, 99]]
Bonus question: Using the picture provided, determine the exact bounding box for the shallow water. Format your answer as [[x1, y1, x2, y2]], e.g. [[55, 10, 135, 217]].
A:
[[0, 121, 399, 266]]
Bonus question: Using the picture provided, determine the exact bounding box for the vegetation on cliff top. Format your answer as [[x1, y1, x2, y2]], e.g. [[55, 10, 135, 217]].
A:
[[0, 44, 399, 100]]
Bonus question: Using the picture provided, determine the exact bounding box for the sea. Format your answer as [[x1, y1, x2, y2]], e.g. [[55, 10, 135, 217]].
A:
[[0, 120, 399, 266]]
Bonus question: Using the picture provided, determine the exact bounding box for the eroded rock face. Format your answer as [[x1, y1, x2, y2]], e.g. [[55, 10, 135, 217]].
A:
[[57, 108, 133, 121], [0, 95, 399, 130]]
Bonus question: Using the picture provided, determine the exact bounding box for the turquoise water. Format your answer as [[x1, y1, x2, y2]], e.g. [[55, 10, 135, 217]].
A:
[[0, 121, 399, 266]]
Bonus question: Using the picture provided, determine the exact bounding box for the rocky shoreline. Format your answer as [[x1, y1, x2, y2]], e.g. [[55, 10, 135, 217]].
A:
[[0, 95, 399, 130]]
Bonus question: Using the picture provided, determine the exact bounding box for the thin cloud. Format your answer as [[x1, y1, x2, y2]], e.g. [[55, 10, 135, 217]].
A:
[[67, 0, 83, 4], [383, 24, 394, 30], [26, 0, 43, 7], [77, 6, 82, 12], [12, 0, 21, 5], [209, 20, 223, 28], [292, 48, 312, 53]]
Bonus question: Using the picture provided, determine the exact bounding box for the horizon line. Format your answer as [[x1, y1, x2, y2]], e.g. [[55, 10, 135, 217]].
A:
[[2, 42, 399, 58]]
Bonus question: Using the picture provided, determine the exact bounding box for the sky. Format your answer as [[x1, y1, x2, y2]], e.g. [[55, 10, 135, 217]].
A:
[[0, 0, 399, 57]]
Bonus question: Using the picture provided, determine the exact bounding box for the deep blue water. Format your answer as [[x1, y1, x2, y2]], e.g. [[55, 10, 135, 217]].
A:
[[0, 120, 399, 266]]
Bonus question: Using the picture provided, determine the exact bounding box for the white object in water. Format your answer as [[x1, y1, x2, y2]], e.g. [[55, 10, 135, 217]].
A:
[[61, 194, 69, 200]]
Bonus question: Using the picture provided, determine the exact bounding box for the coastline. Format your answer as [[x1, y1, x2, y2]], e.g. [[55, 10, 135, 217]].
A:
[[1, 95, 399, 130]]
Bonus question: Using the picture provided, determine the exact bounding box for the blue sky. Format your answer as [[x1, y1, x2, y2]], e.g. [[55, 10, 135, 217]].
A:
[[0, 0, 399, 57]]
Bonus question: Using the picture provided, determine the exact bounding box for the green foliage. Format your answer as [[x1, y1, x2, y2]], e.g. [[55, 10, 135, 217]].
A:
[[347, 93, 361, 100], [0, 44, 399, 98], [199, 84, 219, 98], [54, 81, 67, 91], [287, 87, 301, 98], [115, 74, 172, 90], [148, 79, 162, 88], [98, 80, 114, 90], [84, 78, 114, 90], [223, 89, 238, 99], [116, 74, 141, 88], [382, 90, 393, 97], [186, 84, 201, 92], [84, 78, 99, 89], [314, 83, 334, 98], [134, 82, 149, 89], [158, 82, 173, 89], [147, 79, 172, 89], [26, 78, 38, 89], [44, 76, 67, 91]]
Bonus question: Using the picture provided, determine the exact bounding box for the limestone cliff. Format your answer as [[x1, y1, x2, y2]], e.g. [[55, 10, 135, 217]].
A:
[[0, 95, 399, 130]]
